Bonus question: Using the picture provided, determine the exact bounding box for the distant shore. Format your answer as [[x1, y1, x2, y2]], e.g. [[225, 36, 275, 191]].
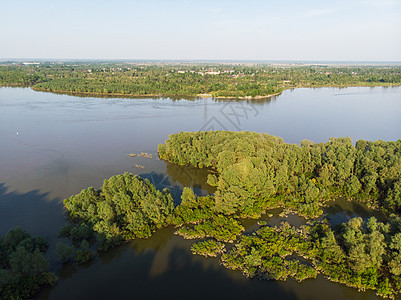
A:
[[31, 87, 285, 100], [29, 83, 401, 100]]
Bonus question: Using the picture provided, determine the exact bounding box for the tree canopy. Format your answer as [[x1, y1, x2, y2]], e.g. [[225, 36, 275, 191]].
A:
[[0, 227, 55, 299], [63, 172, 174, 249], [159, 131, 401, 218]]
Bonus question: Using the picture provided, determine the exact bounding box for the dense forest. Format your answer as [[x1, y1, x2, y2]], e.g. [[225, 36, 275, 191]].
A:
[[158, 131, 401, 218], [0, 227, 56, 299], [1, 62, 400, 98], [58, 131, 401, 298]]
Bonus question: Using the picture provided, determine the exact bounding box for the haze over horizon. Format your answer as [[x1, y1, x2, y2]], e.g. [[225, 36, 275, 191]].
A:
[[1, 0, 400, 61]]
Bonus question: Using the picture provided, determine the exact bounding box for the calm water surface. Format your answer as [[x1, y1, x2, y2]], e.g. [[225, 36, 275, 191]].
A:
[[0, 86, 400, 299]]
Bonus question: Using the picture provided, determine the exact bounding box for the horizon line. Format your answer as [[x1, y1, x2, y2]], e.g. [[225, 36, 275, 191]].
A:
[[1, 58, 401, 65]]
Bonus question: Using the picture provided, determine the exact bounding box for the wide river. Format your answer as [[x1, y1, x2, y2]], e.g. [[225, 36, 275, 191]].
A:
[[0, 86, 400, 299]]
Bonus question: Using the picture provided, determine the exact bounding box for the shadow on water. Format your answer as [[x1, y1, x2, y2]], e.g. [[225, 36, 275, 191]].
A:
[[0, 182, 64, 239], [53, 227, 176, 284], [40, 214, 380, 300], [40, 230, 299, 300], [127, 226, 175, 254], [165, 162, 216, 195], [140, 163, 216, 205], [139, 171, 184, 205]]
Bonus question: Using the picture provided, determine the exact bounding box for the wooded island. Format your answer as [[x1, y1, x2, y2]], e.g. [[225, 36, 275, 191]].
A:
[[56, 131, 401, 298], [1, 62, 400, 99]]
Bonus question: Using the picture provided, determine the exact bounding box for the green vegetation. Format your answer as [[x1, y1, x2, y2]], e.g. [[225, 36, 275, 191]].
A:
[[2, 61, 399, 297], [191, 240, 225, 257], [313, 216, 401, 297], [171, 187, 215, 225], [222, 222, 317, 281], [172, 187, 244, 242], [0, 227, 56, 299], [1, 62, 400, 98], [0, 66, 46, 86], [222, 216, 401, 297], [57, 130, 401, 297], [176, 215, 244, 243], [156, 130, 401, 297], [63, 172, 174, 250], [75, 240, 96, 265], [56, 242, 75, 264], [158, 131, 401, 219]]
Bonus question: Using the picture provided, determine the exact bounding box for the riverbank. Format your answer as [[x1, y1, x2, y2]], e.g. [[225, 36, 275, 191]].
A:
[[3, 64, 401, 101], [31, 86, 284, 100], [210, 91, 284, 100], [27, 83, 401, 100], [31, 87, 200, 99]]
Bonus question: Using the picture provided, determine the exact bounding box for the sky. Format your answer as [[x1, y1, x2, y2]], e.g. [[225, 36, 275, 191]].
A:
[[0, 0, 400, 61]]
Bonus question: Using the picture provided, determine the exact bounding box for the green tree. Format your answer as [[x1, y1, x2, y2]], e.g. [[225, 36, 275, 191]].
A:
[[56, 242, 75, 263]]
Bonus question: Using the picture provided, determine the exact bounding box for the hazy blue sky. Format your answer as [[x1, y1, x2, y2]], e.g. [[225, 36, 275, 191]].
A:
[[1, 0, 400, 61]]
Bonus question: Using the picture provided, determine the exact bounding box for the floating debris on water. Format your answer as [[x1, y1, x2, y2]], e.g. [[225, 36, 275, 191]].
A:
[[138, 152, 152, 158], [129, 152, 153, 159]]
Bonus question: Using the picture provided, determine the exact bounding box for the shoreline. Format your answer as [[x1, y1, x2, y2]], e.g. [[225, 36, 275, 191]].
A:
[[211, 91, 284, 100], [20, 83, 401, 100], [30, 87, 284, 100]]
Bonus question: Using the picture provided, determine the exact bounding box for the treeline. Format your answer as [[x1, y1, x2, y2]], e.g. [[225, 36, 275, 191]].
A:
[[0, 67, 46, 86], [1, 63, 400, 98], [0, 227, 56, 299], [158, 131, 401, 218], [30, 69, 281, 98], [272, 66, 401, 86]]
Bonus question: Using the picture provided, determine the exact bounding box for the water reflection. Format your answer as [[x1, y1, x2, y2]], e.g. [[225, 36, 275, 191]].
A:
[[36, 89, 201, 101], [239, 208, 304, 234], [1, 87, 400, 300], [45, 221, 379, 300], [44, 232, 302, 300], [324, 197, 387, 225]]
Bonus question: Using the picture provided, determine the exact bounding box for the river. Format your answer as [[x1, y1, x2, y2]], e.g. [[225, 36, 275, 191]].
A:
[[0, 86, 400, 299]]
